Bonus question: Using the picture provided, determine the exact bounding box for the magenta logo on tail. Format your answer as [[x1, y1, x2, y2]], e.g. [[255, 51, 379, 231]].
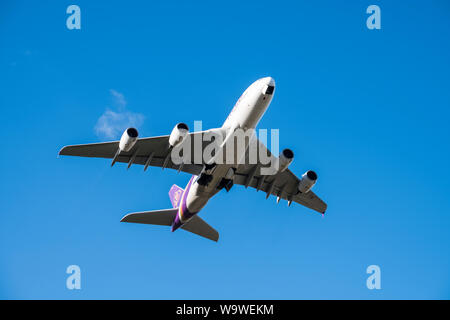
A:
[[168, 185, 184, 208]]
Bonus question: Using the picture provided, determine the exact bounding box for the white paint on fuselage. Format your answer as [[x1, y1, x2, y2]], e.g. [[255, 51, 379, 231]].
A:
[[223, 76, 275, 130], [183, 77, 276, 216]]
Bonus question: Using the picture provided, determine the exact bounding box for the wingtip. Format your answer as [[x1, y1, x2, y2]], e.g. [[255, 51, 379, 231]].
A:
[[120, 213, 131, 223], [58, 146, 68, 156]]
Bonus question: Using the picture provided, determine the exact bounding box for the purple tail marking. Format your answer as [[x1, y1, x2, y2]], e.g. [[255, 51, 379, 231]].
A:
[[168, 184, 184, 208], [171, 175, 197, 232]]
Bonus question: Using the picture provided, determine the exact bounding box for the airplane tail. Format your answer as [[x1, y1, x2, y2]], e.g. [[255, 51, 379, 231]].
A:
[[168, 184, 184, 208], [120, 210, 219, 242], [120, 183, 218, 241]]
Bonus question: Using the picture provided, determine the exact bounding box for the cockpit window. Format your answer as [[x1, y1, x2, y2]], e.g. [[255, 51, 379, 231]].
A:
[[265, 85, 274, 95]]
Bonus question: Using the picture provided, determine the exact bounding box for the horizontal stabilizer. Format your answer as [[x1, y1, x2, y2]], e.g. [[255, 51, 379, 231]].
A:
[[120, 208, 177, 226], [182, 215, 219, 242]]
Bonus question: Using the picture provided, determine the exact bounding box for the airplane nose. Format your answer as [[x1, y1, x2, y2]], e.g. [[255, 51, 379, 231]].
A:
[[260, 77, 275, 95], [261, 76, 275, 87]]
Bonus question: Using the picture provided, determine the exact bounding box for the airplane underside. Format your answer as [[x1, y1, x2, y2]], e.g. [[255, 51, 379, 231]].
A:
[[59, 77, 327, 242]]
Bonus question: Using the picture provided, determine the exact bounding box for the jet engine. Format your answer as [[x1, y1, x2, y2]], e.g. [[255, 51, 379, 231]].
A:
[[119, 127, 139, 152], [298, 170, 317, 193], [169, 123, 189, 147], [276, 148, 294, 172]]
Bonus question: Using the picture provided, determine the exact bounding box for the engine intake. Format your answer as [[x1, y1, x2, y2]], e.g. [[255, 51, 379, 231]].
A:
[[169, 123, 189, 147], [298, 170, 317, 193], [119, 127, 139, 152]]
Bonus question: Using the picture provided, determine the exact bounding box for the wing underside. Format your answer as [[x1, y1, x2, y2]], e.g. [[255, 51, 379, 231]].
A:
[[58, 131, 218, 175], [232, 138, 327, 214], [59, 129, 327, 214]]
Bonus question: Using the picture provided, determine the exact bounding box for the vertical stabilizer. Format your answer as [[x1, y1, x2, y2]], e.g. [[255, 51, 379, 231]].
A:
[[168, 184, 184, 208]]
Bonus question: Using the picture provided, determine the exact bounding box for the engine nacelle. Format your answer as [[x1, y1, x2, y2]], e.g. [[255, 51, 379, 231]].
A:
[[298, 170, 318, 193], [276, 148, 294, 172], [119, 127, 139, 152], [169, 123, 189, 147]]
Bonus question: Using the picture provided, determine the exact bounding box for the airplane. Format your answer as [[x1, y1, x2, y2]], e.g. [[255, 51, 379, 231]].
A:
[[59, 77, 327, 242]]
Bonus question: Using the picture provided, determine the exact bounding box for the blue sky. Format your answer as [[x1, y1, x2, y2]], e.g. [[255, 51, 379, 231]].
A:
[[1, 0, 450, 299]]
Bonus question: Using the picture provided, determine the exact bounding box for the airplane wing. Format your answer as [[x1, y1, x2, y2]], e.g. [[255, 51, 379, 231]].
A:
[[233, 139, 327, 214], [59, 129, 327, 213], [59, 129, 223, 176]]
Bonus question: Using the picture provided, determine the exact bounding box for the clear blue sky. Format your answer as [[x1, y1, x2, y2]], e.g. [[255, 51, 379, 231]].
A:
[[1, 0, 449, 299]]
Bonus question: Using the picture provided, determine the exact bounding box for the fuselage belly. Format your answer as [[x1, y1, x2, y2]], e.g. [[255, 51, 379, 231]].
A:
[[172, 77, 275, 230]]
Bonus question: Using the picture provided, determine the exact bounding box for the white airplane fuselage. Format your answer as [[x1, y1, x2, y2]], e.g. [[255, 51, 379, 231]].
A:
[[172, 77, 276, 230]]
